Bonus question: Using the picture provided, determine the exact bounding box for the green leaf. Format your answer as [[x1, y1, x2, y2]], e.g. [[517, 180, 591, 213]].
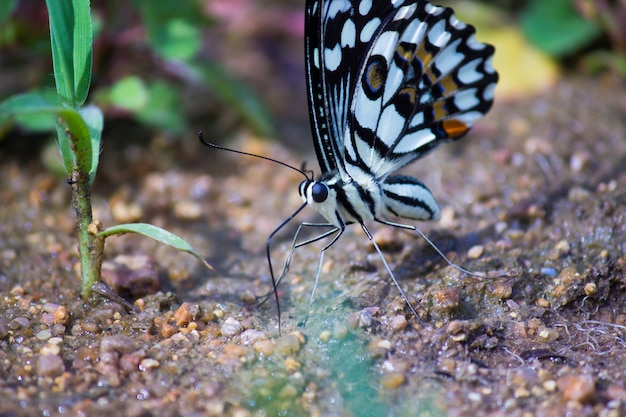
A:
[[80, 105, 103, 184], [98, 223, 214, 271], [137, 81, 185, 133], [107, 76, 149, 112], [0, 0, 17, 25], [71, 0, 93, 105], [0, 93, 57, 132], [135, 1, 204, 61], [521, 0, 603, 57], [57, 107, 92, 177], [46, 0, 93, 107]]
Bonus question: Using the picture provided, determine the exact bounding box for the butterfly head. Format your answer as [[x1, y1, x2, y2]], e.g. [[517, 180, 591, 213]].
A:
[[299, 179, 344, 227]]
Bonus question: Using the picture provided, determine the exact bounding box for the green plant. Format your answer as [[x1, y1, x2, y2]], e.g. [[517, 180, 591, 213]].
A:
[[0, 0, 212, 299]]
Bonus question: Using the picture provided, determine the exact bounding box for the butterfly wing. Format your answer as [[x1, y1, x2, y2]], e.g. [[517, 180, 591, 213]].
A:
[[305, 0, 403, 176], [345, 2, 498, 179]]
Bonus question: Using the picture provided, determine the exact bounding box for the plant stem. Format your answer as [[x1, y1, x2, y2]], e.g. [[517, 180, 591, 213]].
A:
[[70, 169, 98, 299]]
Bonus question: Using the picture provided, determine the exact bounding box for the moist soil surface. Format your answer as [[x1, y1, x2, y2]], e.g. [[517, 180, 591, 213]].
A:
[[1, 75, 625, 417]]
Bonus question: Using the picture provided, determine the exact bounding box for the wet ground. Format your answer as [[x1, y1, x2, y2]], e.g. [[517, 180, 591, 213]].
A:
[[0, 75, 625, 416]]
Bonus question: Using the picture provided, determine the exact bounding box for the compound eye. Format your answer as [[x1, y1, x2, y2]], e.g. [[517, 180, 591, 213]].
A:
[[311, 182, 328, 203]]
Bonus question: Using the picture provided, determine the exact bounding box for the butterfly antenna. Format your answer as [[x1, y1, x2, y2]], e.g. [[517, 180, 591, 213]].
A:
[[198, 132, 311, 180]]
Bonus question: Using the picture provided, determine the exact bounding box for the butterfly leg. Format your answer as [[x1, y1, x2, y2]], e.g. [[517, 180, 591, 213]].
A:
[[260, 222, 337, 306], [375, 218, 489, 279], [361, 223, 426, 326], [301, 223, 344, 327]]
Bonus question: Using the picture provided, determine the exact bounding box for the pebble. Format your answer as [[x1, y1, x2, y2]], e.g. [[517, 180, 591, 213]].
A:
[[174, 302, 200, 327], [284, 357, 301, 371], [139, 358, 160, 371], [274, 333, 304, 355], [319, 330, 332, 343], [488, 281, 512, 300], [53, 305, 70, 325], [368, 338, 391, 358], [389, 315, 407, 332], [540, 268, 557, 277], [36, 354, 65, 378], [40, 342, 60, 356], [380, 372, 405, 389], [467, 245, 484, 259], [372, 228, 403, 252], [160, 323, 178, 338], [558, 375, 596, 403], [221, 317, 244, 338], [584, 282, 597, 296], [120, 351, 145, 373], [9, 316, 30, 330], [240, 329, 268, 346], [173, 200, 203, 221], [252, 339, 275, 355], [432, 287, 460, 311], [36, 329, 52, 341], [100, 335, 136, 355], [568, 186, 592, 202], [111, 200, 143, 223], [101, 254, 160, 298]]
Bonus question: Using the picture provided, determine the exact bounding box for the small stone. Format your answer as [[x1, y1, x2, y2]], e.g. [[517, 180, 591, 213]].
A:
[[570, 151, 590, 172], [160, 323, 177, 338], [380, 372, 405, 389], [53, 306, 70, 325], [277, 384, 299, 399], [558, 375, 596, 403], [274, 333, 303, 355], [100, 335, 136, 355], [37, 354, 65, 378], [223, 343, 248, 358], [174, 303, 200, 327], [8, 316, 30, 330], [368, 338, 392, 358], [389, 315, 407, 332], [432, 287, 460, 311], [319, 330, 332, 343], [536, 298, 551, 308], [489, 281, 512, 300], [36, 329, 52, 341], [467, 245, 484, 259], [40, 342, 60, 356], [284, 357, 301, 372], [111, 200, 143, 223], [221, 317, 244, 338], [568, 186, 591, 202], [584, 283, 597, 296], [543, 380, 557, 392], [253, 339, 275, 355], [358, 307, 380, 328], [240, 329, 268, 346], [139, 358, 160, 371], [173, 200, 203, 221], [120, 351, 145, 373], [101, 254, 160, 299], [372, 228, 403, 252]]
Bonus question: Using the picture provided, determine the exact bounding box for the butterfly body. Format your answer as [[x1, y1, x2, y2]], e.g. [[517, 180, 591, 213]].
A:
[[211, 0, 500, 329], [299, 0, 497, 249]]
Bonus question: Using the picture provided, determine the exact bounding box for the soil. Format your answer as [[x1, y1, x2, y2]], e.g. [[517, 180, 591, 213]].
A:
[[1, 74, 626, 417]]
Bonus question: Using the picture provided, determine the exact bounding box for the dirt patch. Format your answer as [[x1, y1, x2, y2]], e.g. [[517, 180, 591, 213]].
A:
[[0, 76, 625, 416]]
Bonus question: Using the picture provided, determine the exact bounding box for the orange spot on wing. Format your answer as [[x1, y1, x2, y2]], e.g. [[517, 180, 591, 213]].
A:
[[442, 119, 469, 137]]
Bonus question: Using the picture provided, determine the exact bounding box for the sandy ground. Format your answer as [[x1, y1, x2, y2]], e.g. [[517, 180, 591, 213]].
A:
[[0, 75, 625, 416]]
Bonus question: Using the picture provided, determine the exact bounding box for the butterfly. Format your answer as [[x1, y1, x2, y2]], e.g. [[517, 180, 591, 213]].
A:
[[200, 0, 498, 329]]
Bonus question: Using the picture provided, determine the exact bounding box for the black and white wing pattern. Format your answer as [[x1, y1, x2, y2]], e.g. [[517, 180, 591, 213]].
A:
[[302, 0, 498, 226]]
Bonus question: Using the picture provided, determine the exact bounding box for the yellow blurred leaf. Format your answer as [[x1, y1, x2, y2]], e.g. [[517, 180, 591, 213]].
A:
[[482, 27, 560, 99]]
